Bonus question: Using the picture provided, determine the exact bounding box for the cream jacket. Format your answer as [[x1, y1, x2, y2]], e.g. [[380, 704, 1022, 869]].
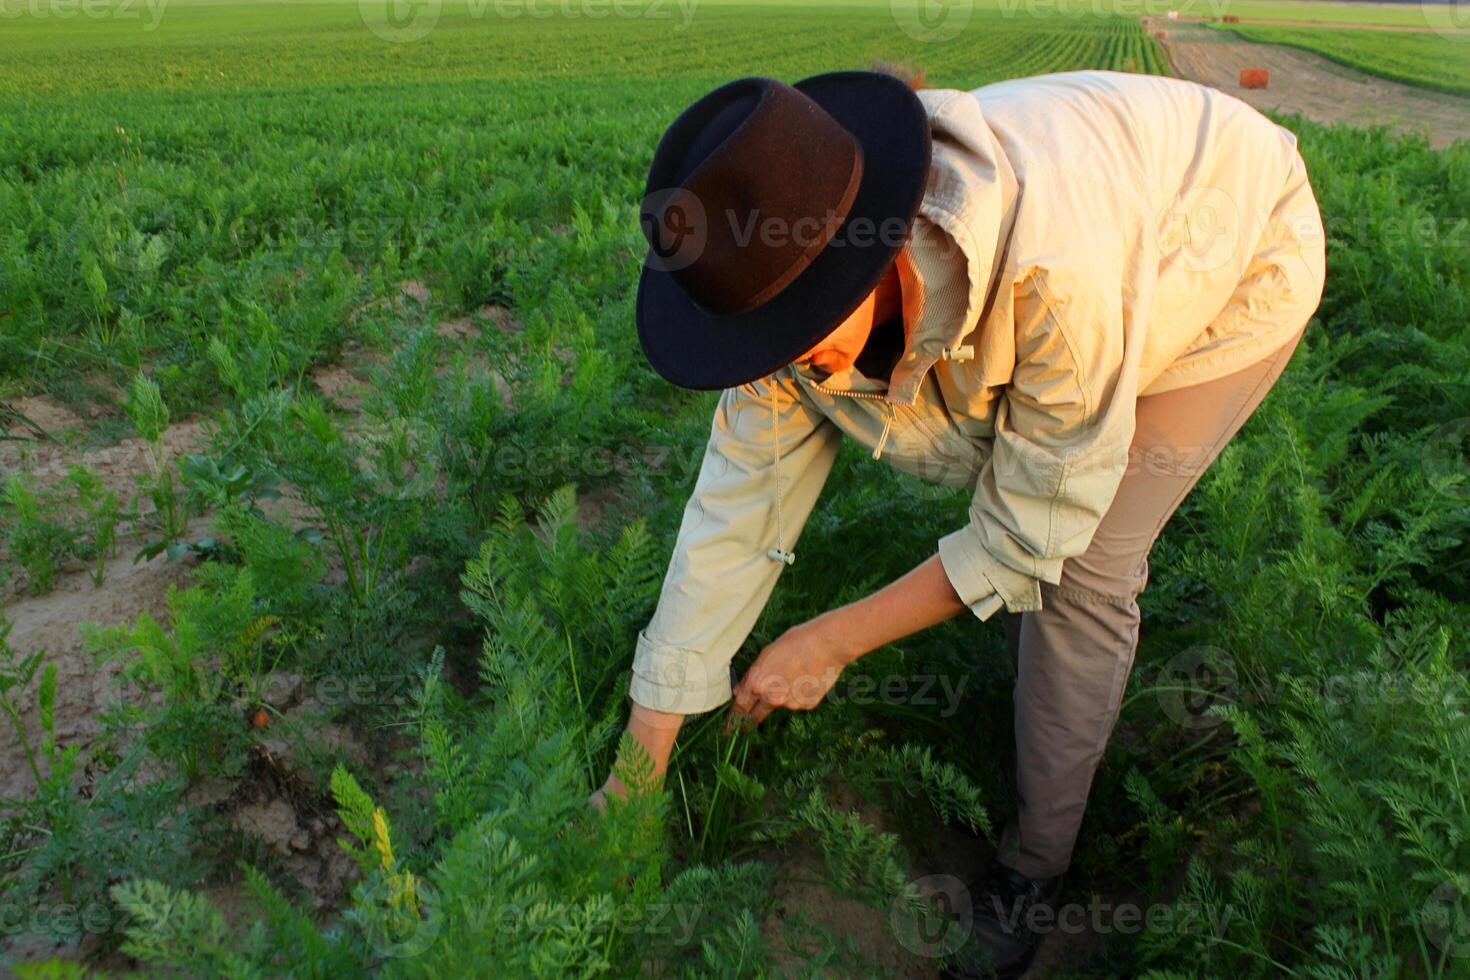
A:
[[630, 70, 1327, 715]]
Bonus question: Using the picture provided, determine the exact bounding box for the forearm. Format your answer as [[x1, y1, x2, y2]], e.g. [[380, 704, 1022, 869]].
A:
[[624, 703, 684, 777], [632, 380, 842, 715], [825, 552, 968, 664], [597, 703, 685, 803]]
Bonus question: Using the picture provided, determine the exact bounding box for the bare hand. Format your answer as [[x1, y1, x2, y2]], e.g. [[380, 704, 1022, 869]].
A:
[[730, 616, 853, 729]]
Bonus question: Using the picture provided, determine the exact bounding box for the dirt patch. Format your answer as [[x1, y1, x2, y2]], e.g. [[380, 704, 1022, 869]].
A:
[[1169, 15, 1470, 34], [311, 363, 365, 404], [766, 848, 938, 977], [435, 303, 519, 341], [755, 780, 1112, 977], [204, 693, 379, 913], [431, 304, 522, 412], [4, 396, 86, 441], [1, 399, 207, 510], [399, 279, 431, 306], [0, 547, 202, 800], [758, 783, 997, 978], [222, 752, 359, 912], [1, 397, 215, 801], [575, 486, 626, 530], [1148, 18, 1470, 147]]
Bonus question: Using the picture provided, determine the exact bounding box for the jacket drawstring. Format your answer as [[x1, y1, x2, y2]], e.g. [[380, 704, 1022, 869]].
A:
[[872, 403, 894, 460], [767, 377, 900, 565], [767, 383, 795, 566]]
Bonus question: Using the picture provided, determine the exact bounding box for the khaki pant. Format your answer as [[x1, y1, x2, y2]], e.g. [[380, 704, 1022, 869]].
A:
[[997, 323, 1309, 879]]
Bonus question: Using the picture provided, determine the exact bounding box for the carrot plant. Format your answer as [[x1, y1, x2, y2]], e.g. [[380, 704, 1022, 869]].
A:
[[84, 567, 283, 782], [2, 474, 79, 594], [3, 4, 1468, 976], [0, 616, 60, 797], [1, 614, 209, 954], [124, 371, 196, 561]]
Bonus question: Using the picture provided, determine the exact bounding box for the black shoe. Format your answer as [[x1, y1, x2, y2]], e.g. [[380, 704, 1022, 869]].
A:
[[942, 862, 1063, 980]]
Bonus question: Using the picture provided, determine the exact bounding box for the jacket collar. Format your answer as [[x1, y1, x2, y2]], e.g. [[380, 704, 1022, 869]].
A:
[[788, 89, 1018, 403], [766, 93, 1019, 566], [886, 88, 1019, 405]]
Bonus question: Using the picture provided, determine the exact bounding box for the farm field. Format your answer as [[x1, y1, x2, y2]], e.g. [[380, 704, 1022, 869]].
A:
[[0, 1, 1164, 94], [691, 0, 1470, 28], [1150, 16, 1470, 146], [1225, 22, 1470, 97], [2, 1, 1469, 977]]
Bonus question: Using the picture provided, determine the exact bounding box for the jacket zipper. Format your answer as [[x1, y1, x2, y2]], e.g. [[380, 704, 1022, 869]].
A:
[[768, 381, 892, 566], [767, 383, 795, 566], [796, 381, 895, 460], [795, 346, 973, 461], [772, 347, 972, 564]]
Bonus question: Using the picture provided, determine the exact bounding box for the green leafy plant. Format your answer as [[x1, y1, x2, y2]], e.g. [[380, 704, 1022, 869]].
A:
[[250, 395, 429, 607], [124, 371, 194, 560], [1, 613, 209, 955], [2, 472, 78, 594], [66, 463, 121, 587], [0, 615, 76, 801], [179, 448, 281, 516], [112, 863, 363, 978], [84, 567, 277, 781], [0, 465, 121, 592]]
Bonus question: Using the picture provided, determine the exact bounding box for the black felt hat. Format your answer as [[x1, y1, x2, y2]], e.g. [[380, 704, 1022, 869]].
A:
[[636, 72, 932, 390]]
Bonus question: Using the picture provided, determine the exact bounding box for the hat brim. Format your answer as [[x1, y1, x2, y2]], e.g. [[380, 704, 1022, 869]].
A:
[[636, 72, 933, 391]]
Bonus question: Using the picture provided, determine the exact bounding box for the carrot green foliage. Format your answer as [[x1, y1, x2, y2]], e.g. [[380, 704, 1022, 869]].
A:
[[0, 4, 1467, 977]]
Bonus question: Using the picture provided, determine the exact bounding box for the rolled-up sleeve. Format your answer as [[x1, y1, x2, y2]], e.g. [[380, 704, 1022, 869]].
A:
[[938, 259, 1140, 621], [630, 373, 842, 714]]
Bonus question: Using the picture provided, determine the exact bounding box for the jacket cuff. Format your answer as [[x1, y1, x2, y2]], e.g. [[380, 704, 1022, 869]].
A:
[[937, 527, 1044, 620], [628, 630, 733, 715]]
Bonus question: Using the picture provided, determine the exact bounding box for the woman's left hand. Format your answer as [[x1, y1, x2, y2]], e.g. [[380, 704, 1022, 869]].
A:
[[730, 555, 969, 730], [730, 615, 854, 729]]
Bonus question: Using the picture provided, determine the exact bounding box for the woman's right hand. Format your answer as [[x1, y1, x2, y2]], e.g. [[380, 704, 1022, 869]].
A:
[[591, 703, 685, 809]]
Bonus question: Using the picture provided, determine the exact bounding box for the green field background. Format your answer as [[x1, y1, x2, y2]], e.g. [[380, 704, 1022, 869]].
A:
[[2, 1, 1469, 976]]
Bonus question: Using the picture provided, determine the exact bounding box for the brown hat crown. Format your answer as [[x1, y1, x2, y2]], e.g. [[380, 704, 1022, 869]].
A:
[[640, 78, 866, 316]]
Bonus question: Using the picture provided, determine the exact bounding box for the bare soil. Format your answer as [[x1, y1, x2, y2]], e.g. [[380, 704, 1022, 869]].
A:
[[0, 547, 201, 800], [2, 400, 211, 800], [1148, 17, 1470, 147], [755, 776, 1105, 978], [2, 404, 207, 515], [762, 785, 981, 978], [0, 277, 609, 963], [1168, 15, 1470, 33]]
